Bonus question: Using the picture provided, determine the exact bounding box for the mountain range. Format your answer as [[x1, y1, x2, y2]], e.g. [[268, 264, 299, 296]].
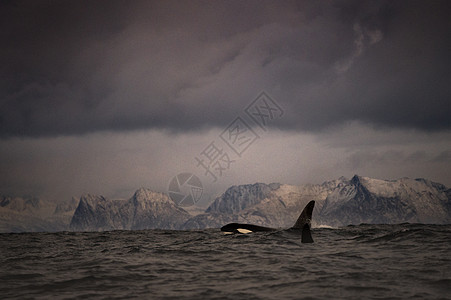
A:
[[1, 175, 450, 232], [0, 195, 77, 232], [69, 189, 190, 231]]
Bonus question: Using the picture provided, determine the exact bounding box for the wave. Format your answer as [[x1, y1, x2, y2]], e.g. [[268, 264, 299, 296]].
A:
[[327, 223, 451, 244], [315, 224, 338, 229]]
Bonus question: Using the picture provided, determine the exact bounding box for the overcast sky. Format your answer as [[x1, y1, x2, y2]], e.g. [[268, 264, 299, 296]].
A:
[[0, 0, 450, 206]]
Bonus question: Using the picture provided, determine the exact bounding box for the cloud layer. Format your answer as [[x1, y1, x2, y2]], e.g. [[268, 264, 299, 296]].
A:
[[1, 0, 449, 138]]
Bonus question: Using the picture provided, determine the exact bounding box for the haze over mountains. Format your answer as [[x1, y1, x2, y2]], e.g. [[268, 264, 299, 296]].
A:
[[1, 175, 450, 233]]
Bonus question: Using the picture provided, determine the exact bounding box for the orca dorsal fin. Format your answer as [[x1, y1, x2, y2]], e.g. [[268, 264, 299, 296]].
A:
[[301, 223, 314, 243], [291, 200, 315, 243]]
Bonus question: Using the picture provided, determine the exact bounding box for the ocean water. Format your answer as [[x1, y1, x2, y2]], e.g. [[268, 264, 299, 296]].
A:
[[1, 224, 450, 300]]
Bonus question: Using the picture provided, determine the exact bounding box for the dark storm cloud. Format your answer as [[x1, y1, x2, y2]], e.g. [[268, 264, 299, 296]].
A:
[[0, 0, 449, 138]]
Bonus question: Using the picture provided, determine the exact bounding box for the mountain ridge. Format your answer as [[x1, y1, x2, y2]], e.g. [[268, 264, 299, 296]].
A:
[[1, 175, 450, 232], [69, 189, 191, 231], [185, 175, 450, 229]]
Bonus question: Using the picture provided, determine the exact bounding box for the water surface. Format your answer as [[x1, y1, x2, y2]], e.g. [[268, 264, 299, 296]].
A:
[[1, 224, 450, 299]]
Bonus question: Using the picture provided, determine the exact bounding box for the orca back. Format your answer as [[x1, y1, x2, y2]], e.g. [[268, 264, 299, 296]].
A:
[[220, 200, 315, 243], [221, 223, 275, 233]]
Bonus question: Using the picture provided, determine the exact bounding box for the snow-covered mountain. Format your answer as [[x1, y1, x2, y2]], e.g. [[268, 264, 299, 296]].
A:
[[69, 188, 191, 231], [317, 176, 451, 226], [183, 181, 338, 229], [1, 175, 450, 232], [183, 176, 451, 229]]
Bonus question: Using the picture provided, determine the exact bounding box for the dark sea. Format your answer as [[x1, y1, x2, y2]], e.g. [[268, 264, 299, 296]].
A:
[[1, 224, 450, 300]]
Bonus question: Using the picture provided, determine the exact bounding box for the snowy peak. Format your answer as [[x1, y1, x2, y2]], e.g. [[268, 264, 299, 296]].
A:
[[206, 182, 281, 214], [132, 188, 172, 204], [318, 175, 450, 226], [79, 194, 106, 205], [350, 176, 447, 199], [70, 188, 191, 231], [131, 188, 174, 211]]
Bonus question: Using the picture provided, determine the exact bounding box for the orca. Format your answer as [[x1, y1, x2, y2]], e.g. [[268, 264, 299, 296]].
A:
[[220, 200, 315, 243]]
